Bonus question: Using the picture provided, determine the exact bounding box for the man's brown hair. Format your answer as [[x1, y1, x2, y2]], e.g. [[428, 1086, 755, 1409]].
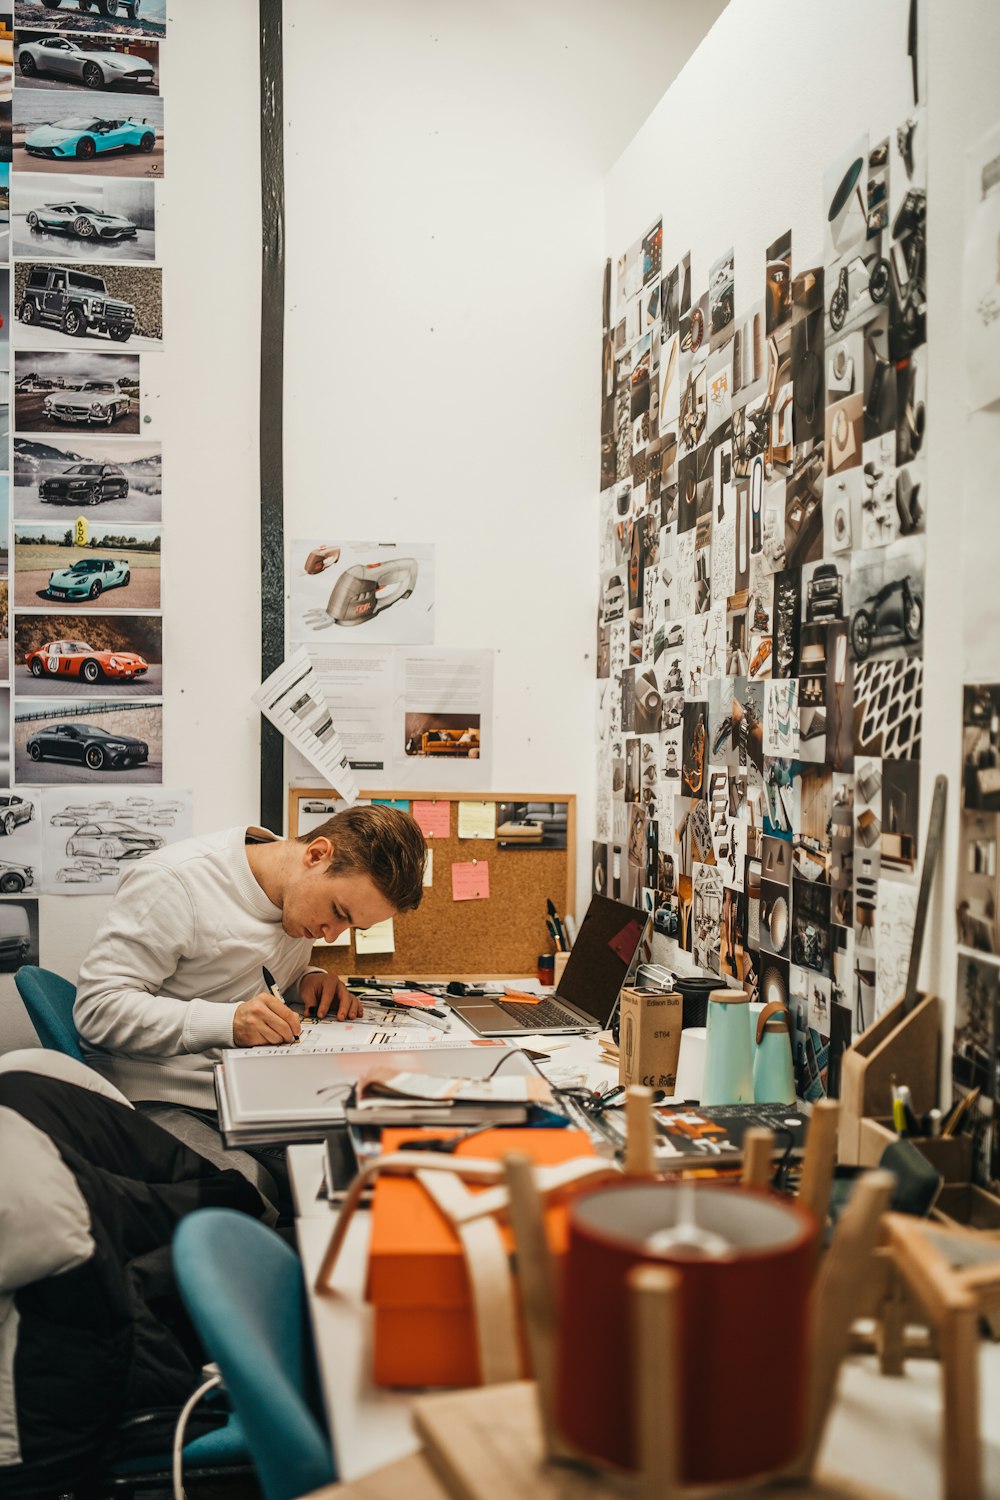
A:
[[298, 805, 426, 913]]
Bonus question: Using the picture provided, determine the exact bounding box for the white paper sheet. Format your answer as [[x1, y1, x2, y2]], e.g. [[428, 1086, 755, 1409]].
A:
[[964, 121, 1000, 412], [40, 788, 193, 895], [254, 648, 357, 801], [289, 540, 435, 645]]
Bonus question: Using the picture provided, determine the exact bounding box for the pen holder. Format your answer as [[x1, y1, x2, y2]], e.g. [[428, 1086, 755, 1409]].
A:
[[555, 1180, 819, 1484], [553, 951, 571, 988]]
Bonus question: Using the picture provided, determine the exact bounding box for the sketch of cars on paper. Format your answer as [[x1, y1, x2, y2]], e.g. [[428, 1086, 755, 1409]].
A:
[[0, 796, 36, 837], [27, 721, 149, 770], [25, 638, 148, 683], [0, 860, 35, 894], [57, 858, 120, 883], [18, 37, 155, 90], [45, 556, 131, 599], [65, 821, 164, 860], [44, 389, 132, 427], [25, 115, 156, 162], [49, 802, 114, 826], [27, 201, 139, 242]]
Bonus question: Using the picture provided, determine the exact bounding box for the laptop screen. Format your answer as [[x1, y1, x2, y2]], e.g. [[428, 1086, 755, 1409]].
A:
[[554, 895, 649, 1025]]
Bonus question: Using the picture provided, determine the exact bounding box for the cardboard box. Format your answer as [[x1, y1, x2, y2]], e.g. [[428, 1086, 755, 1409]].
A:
[[366, 1127, 594, 1388], [618, 987, 682, 1091], [857, 1116, 973, 1182], [839, 992, 940, 1163]]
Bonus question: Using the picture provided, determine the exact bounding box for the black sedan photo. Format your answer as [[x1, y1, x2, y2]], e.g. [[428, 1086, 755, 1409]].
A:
[[26, 721, 148, 771]]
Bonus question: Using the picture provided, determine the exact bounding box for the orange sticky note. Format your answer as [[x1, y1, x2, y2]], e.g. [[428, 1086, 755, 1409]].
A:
[[413, 800, 451, 838], [452, 861, 490, 901]]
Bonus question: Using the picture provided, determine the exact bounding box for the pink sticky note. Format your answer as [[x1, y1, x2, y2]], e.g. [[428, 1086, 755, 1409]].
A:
[[452, 861, 490, 901], [413, 800, 451, 839]]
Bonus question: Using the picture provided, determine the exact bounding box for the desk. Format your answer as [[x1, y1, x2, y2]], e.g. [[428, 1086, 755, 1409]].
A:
[[288, 1026, 612, 1480]]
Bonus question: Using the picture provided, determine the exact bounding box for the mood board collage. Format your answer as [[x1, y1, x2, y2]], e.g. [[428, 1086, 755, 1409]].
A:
[[595, 109, 928, 1107], [0, 1, 186, 970]]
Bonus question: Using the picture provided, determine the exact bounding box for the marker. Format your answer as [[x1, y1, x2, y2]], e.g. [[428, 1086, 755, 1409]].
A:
[[262, 964, 299, 1043]]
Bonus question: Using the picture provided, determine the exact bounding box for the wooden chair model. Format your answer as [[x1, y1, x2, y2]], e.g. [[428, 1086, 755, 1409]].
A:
[[316, 1095, 903, 1500]]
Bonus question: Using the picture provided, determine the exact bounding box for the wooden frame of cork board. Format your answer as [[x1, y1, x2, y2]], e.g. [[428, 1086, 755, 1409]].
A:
[[288, 789, 576, 978]]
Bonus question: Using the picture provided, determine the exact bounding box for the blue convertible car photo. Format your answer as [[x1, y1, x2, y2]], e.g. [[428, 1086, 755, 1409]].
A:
[[45, 556, 131, 600], [25, 116, 156, 161]]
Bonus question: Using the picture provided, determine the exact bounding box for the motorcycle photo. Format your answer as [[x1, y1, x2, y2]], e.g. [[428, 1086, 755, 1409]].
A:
[[850, 574, 923, 660]]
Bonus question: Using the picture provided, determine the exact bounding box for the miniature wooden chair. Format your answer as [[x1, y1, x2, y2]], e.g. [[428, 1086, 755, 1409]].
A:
[[878, 1213, 1000, 1500]]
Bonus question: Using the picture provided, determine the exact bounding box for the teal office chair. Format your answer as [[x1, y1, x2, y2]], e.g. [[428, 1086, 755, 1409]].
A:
[[15, 966, 87, 1065], [173, 1208, 337, 1500]]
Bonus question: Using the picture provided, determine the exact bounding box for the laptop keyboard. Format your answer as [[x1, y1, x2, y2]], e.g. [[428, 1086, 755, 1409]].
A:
[[499, 999, 586, 1030]]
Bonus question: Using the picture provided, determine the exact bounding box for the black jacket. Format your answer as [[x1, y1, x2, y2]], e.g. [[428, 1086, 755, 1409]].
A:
[[0, 1064, 267, 1498]]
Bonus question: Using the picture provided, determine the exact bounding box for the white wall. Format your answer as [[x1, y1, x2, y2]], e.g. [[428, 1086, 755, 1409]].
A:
[[0, 0, 263, 1049], [605, 0, 1000, 1036], [0, 0, 724, 1048]]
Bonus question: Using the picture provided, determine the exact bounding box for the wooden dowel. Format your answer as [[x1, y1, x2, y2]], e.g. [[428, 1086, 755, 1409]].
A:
[[629, 1264, 682, 1500], [798, 1098, 840, 1227], [503, 1154, 568, 1461], [741, 1126, 775, 1189], [625, 1085, 655, 1176]]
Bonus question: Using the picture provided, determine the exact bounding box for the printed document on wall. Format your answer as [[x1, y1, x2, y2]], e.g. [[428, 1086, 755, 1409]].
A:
[[289, 541, 434, 645], [286, 645, 393, 787], [394, 648, 493, 790], [254, 649, 357, 802], [963, 121, 1000, 411]]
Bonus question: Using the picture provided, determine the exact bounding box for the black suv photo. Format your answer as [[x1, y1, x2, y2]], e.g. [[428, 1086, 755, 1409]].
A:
[[18, 267, 137, 342]]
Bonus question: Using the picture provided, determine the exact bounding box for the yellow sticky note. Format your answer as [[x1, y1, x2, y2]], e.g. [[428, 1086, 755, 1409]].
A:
[[354, 918, 395, 955], [458, 801, 496, 839], [423, 848, 433, 887], [311, 929, 351, 948]]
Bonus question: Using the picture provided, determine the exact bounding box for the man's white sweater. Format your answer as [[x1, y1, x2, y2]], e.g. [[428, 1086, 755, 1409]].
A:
[[75, 826, 314, 1109]]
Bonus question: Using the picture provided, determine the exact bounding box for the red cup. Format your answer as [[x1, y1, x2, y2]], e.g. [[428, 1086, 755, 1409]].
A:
[[555, 1180, 819, 1484], [537, 953, 555, 987]]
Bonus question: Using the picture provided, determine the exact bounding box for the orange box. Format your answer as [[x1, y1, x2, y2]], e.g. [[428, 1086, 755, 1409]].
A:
[[366, 1127, 594, 1388]]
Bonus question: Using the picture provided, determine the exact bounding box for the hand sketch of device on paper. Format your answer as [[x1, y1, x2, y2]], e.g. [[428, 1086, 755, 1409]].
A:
[[304, 558, 419, 631]]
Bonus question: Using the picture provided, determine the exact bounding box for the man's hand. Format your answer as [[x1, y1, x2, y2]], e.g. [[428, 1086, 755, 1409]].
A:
[[299, 969, 363, 1022], [233, 992, 302, 1047]]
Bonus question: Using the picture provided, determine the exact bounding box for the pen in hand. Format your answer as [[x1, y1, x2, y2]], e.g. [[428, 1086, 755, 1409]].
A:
[[262, 965, 300, 1043]]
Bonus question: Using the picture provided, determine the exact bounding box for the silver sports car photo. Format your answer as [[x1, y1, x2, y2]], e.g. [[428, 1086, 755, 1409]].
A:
[[17, 36, 156, 90], [27, 201, 138, 241]]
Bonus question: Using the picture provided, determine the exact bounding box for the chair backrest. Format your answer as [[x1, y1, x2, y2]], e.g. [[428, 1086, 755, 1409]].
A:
[[172, 1208, 336, 1500], [15, 967, 86, 1065]]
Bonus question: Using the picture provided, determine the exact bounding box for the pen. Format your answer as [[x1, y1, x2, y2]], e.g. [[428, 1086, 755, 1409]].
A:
[[547, 898, 567, 951], [363, 996, 450, 1033], [262, 964, 299, 1043]]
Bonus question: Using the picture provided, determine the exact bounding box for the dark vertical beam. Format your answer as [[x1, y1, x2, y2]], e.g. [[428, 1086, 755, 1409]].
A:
[[259, 0, 285, 831]]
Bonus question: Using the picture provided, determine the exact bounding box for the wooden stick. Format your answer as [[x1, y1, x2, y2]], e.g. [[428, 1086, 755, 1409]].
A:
[[798, 1098, 840, 1228], [940, 1303, 982, 1500], [503, 1154, 568, 1462], [629, 1264, 682, 1500], [793, 1169, 893, 1478], [741, 1126, 775, 1189], [625, 1085, 655, 1176]]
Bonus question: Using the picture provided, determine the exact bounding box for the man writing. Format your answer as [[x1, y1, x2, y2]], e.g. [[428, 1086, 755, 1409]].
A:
[[75, 804, 426, 1213]]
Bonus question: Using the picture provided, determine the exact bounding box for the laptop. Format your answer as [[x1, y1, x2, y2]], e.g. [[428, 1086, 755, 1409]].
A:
[[448, 895, 649, 1037]]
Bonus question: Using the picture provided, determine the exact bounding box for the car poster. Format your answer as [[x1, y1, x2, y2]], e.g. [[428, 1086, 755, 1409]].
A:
[[40, 786, 191, 895], [1, 1, 173, 915]]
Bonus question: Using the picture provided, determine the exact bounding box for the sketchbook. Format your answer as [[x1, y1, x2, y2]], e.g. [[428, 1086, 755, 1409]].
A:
[[215, 1040, 523, 1146]]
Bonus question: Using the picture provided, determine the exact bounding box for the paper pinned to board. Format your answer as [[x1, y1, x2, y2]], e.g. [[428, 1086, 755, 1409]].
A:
[[452, 861, 490, 901], [354, 917, 395, 954], [253, 648, 357, 803], [458, 801, 496, 839]]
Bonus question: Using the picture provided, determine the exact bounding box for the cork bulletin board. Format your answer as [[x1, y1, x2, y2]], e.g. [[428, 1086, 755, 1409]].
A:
[[288, 789, 576, 978]]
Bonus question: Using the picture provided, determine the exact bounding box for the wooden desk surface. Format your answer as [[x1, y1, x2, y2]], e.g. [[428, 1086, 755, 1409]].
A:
[[289, 1035, 1000, 1495]]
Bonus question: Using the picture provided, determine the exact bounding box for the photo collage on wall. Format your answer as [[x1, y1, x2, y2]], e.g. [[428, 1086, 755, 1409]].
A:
[[596, 108, 928, 1100], [0, 0, 187, 946], [953, 686, 1000, 1189]]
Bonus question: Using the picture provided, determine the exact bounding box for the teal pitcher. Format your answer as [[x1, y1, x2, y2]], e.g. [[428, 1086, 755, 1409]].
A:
[[752, 1001, 796, 1105], [702, 988, 754, 1105]]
